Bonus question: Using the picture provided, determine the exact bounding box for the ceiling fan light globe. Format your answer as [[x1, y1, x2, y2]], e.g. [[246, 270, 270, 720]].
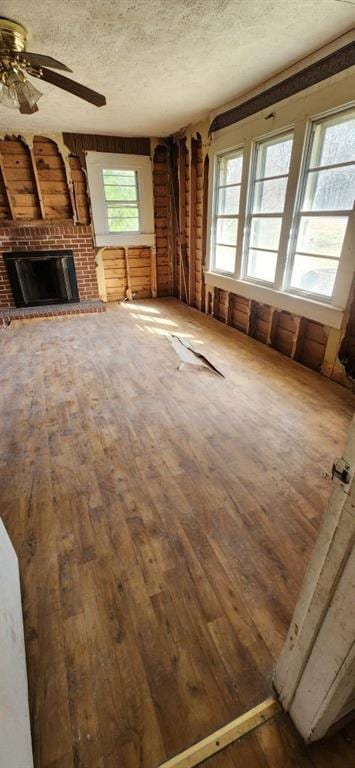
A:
[[4, 69, 42, 112], [0, 81, 19, 108], [14, 77, 43, 109]]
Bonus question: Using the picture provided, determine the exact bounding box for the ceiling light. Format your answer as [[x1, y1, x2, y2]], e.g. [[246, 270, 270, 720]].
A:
[[0, 81, 18, 108], [1, 69, 42, 113]]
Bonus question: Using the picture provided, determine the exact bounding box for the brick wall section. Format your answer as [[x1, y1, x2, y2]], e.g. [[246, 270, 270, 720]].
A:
[[0, 224, 99, 307], [153, 144, 171, 296]]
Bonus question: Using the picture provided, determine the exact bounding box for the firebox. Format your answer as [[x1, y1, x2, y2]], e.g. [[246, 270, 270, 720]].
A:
[[4, 250, 79, 308]]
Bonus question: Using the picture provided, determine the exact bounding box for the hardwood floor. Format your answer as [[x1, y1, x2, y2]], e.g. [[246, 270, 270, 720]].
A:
[[0, 297, 354, 768]]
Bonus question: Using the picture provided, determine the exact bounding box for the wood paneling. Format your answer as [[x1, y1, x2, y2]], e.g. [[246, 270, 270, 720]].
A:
[[0, 138, 41, 220], [68, 156, 90, 224], [229, 294, 250, 334], [271, 311, 297, 358], [1, 298, 353, 767], [0, 136, 78, 224], [250, 301, 272, 345], [33, 137, 72, 220], [100, 246, 152, 301], [62, 133, 151, 166], [153, 144, 171, 296], [296, 320, 327, 372], [339, 281, 355, 379]]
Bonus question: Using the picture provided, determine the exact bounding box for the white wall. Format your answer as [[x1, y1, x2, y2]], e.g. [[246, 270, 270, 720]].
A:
[[0, 519, 33, 768]]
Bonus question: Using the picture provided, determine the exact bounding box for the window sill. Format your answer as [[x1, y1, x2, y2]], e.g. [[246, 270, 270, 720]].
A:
[[204, 270, 344, 329], [95, 232, 156, 247]]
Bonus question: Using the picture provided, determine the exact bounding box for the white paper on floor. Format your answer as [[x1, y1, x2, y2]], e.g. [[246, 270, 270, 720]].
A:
[[168, 334, 224, 377]]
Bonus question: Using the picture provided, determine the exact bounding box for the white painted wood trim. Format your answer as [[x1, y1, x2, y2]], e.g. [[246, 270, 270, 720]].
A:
[[274, 416, 355, 742], [0, 519, 33, 768], [204, 270, 343, 328], [86, 152, 155, 248]]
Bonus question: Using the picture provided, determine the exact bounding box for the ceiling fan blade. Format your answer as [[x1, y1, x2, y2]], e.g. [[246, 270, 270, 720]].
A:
[[35, 67, 106, 107], [17, 51, 72, 72]]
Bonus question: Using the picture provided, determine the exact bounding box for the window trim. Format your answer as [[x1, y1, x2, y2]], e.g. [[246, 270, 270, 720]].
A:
[[86, 152, 155, 247]]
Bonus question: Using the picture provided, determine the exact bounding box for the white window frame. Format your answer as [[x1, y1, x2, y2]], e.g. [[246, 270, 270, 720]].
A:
[[284, 107, 355, 305], [86, 152, 155, 247], [242, 129, 294, 287], [206, 88, 355, 328], [211, 148, 243, 275]]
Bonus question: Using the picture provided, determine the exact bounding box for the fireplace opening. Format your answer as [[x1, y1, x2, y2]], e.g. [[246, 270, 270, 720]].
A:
[[4, 250, 79, 307]]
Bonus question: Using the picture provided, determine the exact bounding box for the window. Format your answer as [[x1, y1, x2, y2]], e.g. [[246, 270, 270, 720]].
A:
[[86, 152, 155, 247], [213, 151, 243, 272], [287, 109, 355, 299], [244, 132, 293, 283], [102, 169, 140, 233]]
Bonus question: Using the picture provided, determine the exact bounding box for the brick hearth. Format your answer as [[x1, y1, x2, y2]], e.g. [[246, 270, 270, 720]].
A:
[[0, 224, 99, 308]]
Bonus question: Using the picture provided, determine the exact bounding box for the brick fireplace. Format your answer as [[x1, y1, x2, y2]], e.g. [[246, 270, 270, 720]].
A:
[[0, 224, 99, 309]]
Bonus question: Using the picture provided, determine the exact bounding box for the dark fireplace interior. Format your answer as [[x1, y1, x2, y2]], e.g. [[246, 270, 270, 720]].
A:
[[4, 250, 79, 308]]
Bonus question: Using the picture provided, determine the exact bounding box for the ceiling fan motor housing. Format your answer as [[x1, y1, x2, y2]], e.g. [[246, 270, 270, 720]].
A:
[[0, 18, 27, 54]]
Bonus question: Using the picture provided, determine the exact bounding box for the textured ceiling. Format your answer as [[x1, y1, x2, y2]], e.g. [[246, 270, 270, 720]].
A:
[[0, 0, 354, 137]]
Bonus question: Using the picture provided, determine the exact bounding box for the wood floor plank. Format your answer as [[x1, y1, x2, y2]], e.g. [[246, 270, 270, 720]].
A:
[[0, 298, 353, 768]]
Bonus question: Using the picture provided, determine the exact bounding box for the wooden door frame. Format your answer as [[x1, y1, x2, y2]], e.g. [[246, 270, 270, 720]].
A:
[[274, 414, 355, 742]]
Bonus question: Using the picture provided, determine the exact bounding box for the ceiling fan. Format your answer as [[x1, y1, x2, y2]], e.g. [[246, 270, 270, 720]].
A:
[[0, 17, 106, 114]]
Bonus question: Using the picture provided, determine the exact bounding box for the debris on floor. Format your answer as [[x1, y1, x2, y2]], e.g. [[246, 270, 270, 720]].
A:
[[169, 334, 224, 377], [0, 315, 11, 329]]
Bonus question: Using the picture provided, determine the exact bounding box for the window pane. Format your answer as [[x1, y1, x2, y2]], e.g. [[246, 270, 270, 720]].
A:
[[296, 215, 348, 257], [103, 169, 136, 183], [311, 113, 355, 167], [216, 217, 238, 246], [218, 185, 240, 215], [104, 185, 138, 201], [219, 155, 243, 185], [108, 217, 139, 233], [107, 205, 139, 218], [250, 217, 282, 250], [290, 254, 338, 296], [246, 249, 277, 282], [303, 166, 355, 212], [253, 177, 288, 213], [256, 136, 293, 178], [215, 244, 235, 272]]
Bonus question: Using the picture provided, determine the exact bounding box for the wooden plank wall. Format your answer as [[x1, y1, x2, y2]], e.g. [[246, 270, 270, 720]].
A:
[[63, 133, 151, 167], [207, 286, 329, 373], [339, 283, 355, 379], [153, 144, 172, 296], [171, 134, 206, 309], [99, 247, 153, 301], [0, 135, 90, 224], [195, 136, 205, 312]]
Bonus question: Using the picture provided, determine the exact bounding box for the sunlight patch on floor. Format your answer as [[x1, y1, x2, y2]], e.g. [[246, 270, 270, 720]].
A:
[[122, 302, 160, 315], [131, 314, 178, 327]]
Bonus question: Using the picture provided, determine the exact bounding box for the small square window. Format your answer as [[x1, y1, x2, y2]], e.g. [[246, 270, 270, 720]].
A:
[[102, 169, 140, 233]]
